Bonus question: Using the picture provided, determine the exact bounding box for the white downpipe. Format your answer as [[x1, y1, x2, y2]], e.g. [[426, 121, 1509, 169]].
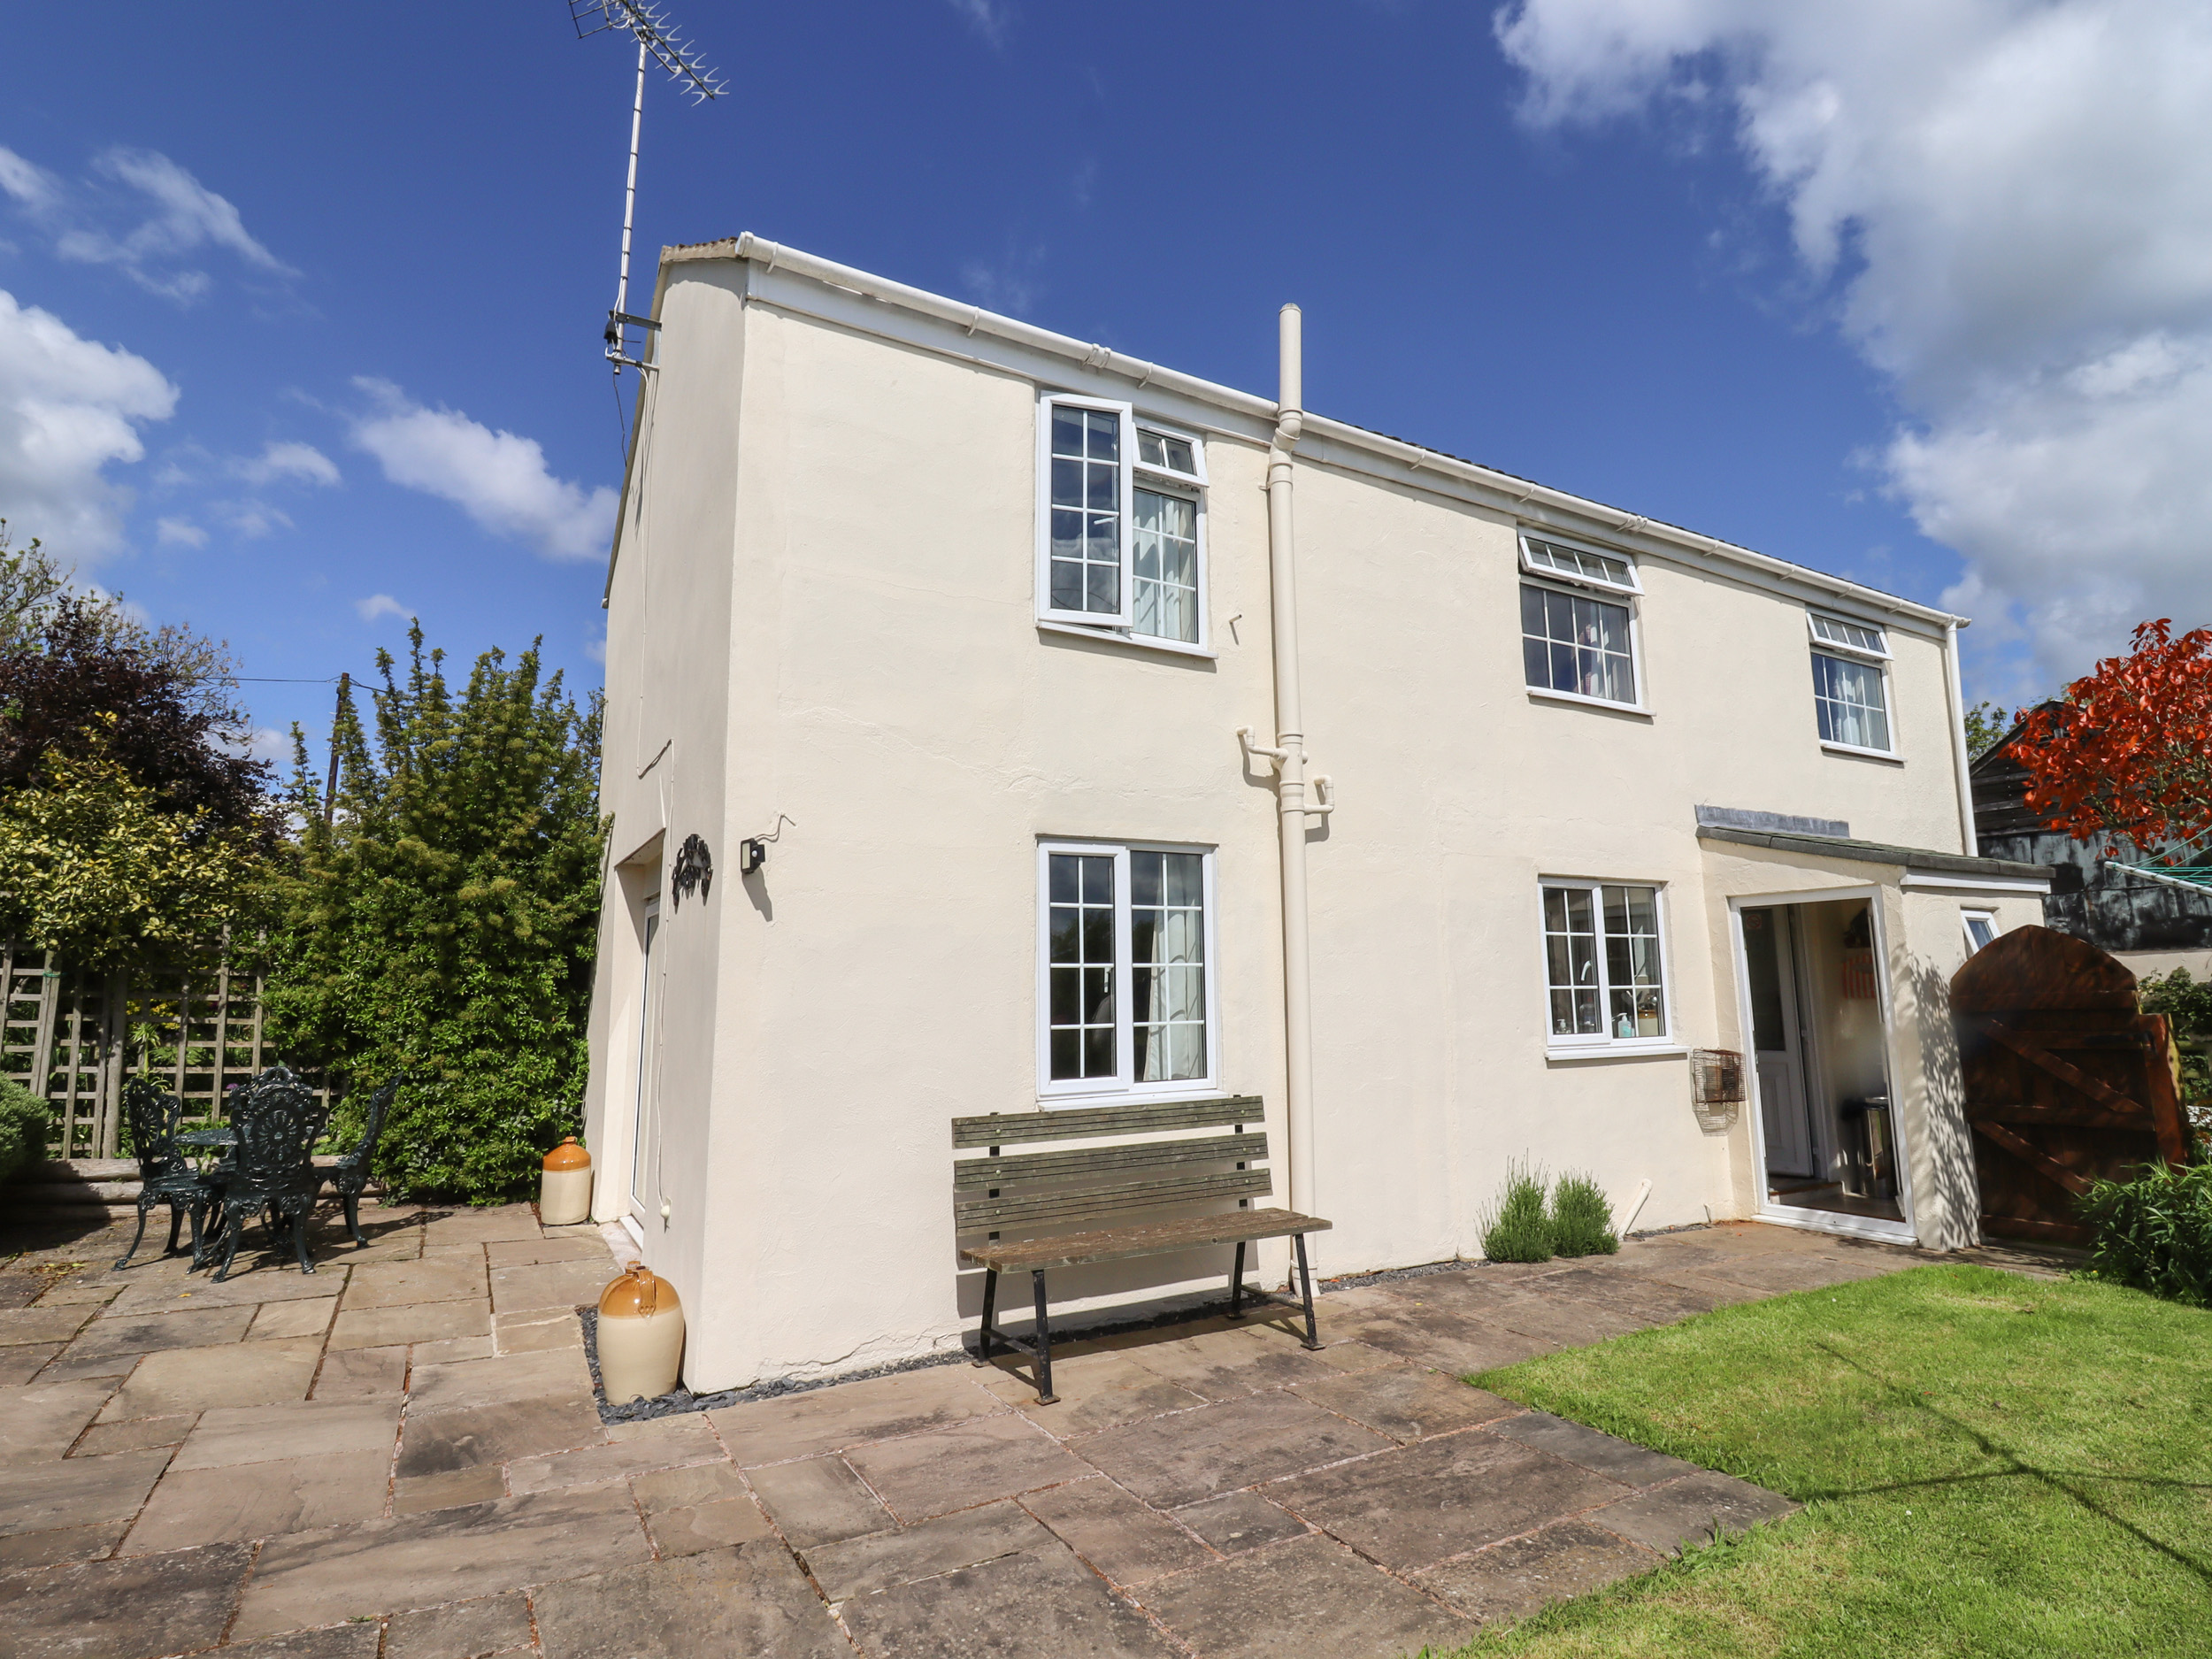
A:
[[1942, 618, 1978, 856], [1267, 304, 1318, 1224]]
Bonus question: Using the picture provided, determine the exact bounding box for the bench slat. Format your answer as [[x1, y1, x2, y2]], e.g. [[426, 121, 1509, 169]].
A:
[[951, 1095, 1263, 1148], [955, 1168, 1272, 1231], [961, 1208, 1333, 1272], [952, 1133, 1267, 1189]]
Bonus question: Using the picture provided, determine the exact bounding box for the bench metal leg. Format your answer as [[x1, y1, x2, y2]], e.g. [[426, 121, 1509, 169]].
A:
[[1228, 1241, 1247, 1317], [1030, 1269, 1058, 1406], [973, 1269, 999, 1365], [1293, 1233, 1321, 1350]]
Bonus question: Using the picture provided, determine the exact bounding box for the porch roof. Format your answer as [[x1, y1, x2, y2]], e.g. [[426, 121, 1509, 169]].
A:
[[1695, 825, 2048, 883]]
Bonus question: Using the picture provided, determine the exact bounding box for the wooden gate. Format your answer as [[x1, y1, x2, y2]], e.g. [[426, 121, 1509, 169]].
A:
[[1951, 925, 2189, 1245]]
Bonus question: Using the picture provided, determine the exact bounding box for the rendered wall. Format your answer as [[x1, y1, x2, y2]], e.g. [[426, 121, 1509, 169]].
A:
[[587, 255, 2020, 1387]]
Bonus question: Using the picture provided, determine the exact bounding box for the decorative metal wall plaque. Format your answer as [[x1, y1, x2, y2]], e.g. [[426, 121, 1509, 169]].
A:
[[671, 834, 713, 910]]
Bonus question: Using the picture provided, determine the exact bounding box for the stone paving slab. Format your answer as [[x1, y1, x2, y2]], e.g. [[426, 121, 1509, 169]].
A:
[[232, 1486, 652, 1639], [841, 1543, 1179, 1659], [1138, 1531, 1470, 1659], [533, 1543, 851, 1659], [0, 1204, 1928, 1655], [1415, 1517, 1664, 1622]]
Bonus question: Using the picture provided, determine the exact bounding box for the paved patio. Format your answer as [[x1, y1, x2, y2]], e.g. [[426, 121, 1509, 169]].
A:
[[0, 1203, 1949, 1658]]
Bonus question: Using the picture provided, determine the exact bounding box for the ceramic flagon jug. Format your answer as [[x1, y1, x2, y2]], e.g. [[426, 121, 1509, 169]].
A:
[[596, 1263, 685, 1402]]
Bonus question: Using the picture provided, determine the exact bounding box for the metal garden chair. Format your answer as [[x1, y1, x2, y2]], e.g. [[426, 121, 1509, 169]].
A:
[[113, 1079, 212, 1270], [323, 1074, 401, 1246], [194, 1066, 327, 1282]]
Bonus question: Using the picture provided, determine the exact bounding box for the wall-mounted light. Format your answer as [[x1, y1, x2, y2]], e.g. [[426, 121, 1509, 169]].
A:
[[740, 813, 795, 878]]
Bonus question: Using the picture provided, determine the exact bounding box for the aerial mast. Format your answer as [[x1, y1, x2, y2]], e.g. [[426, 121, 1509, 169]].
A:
[[569, 2, 725, 375]]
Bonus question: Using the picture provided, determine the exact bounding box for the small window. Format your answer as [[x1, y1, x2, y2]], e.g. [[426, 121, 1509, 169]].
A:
[[1962, 910, 1999, 955], [1041, 841, 1215, 1097], [1038, 397, 1207, 648], [1522, 534, 1640, 595], [1809, 612, 1890, 657], [1541, 880, 1669, 1047]]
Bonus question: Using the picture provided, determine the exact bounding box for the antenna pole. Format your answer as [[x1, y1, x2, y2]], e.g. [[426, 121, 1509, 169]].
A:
[[612, 35, 647, 373]]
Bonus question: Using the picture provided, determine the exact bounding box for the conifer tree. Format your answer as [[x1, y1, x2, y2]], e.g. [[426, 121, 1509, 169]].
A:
[[266, 626, 603, 1201]]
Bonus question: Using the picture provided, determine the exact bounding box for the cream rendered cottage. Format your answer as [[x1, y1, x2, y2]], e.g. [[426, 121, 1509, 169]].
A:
[[582, 235, 2049, 1394]]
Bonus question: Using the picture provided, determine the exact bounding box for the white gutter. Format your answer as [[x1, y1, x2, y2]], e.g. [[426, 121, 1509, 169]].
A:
[[718, 234, 1964, 632], [1942, 618, 1978, 856]]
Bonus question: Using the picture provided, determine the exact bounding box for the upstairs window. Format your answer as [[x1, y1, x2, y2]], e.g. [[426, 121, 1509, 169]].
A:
[[1809, 611, 1893, 753], [1520, 534, 1641, 708], [1039, 396, 1207, 648]]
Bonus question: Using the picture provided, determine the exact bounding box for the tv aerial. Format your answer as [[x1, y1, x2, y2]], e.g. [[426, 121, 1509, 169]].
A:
[[571, 2, 725, 376]]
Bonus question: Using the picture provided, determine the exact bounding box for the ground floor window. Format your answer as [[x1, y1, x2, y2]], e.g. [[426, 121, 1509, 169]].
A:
[[1541, 879, 1669, 1048], [1040, 841, 1214, 1097], [1962, 910, 1999, 955]]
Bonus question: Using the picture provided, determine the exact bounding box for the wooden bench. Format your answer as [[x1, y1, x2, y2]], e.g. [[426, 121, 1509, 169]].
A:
[[953, 1094, 1332, 1404]]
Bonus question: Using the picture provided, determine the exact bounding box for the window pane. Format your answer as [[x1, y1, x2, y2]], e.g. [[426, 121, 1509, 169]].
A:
[[1598, 884, 1665, 1039], [1133, 851, 1206, 1082], [1047, 403, 1123, 617], [1139, 431, 1165, 467], [1812, 651, 1890, 750], [1131, 488, 1199, 645], [1523, 584, 1634, 703], [1048, 854, 1116, 1080], [1541, 884, 1601, 1036]]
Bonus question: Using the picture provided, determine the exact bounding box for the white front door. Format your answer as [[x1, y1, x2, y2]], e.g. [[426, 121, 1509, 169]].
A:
[[629, 894, 662, 1234], [1742, 906, 1816, 1179]]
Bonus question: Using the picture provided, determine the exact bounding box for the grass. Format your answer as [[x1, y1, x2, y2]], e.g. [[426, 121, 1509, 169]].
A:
[[1443, 1263, 2212, 1658]]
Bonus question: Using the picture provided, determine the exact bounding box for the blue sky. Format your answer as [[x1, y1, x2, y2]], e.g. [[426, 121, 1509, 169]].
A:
[[4, 2, 2207, 757]]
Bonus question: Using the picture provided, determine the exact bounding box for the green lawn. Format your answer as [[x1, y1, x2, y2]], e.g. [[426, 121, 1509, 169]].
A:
[[1448, 1263, 2212, 1658]]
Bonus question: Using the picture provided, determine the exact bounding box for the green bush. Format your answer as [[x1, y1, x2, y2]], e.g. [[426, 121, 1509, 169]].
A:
[[0, 1076, 50, 1186], [2078, 1159, 2212, 1307], [264, 629, 602, 1203], [1480, 1160, 1554, 1263], [1549, 1170, 1620, 1256]]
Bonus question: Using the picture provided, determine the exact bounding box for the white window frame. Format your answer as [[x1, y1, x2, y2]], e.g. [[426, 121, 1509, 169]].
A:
[[1519, 532, 1643, 596], [1036, 396, 1210, 654], [1962, 909, 2000, 956], [1536, 877, 1679, 1057], [1037, 394, 1134, 629], [1035, 398, 1212, 655], [1807, 611, 1897, 758], [1519, 531, 1647, 713], [1037, 839, 1220, 1102]]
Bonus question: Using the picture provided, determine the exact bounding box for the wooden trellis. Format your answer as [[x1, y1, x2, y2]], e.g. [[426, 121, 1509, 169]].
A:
[[0, 938, 280, 1159]]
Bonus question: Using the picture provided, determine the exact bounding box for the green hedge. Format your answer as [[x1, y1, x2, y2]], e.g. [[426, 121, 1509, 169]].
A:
[[0, 1077, 50, 1186]]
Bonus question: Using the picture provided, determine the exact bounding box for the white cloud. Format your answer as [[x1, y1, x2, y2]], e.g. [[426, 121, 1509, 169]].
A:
[[584, 633, 608, 664], [0, 148, 60, 212], [0, 288, 177, 560], [354, 593, 414, 624], [216, 500, 292, 539], [155, 516, 206, 548], [947, 0, 1014, 46], [349, 378, 617, 562], [236, 440, 339, 488], [1496, 0, 2212, 696], [27, 147, 294, 304]]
